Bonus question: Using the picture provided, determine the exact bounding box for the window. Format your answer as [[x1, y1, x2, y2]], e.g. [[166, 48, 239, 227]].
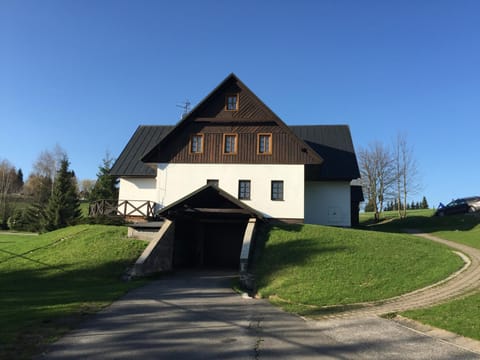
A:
[[258, 133, 272, 154], [238, 180, 251, 200], [207, 179, 219, 187], [225, 94, 238, 111], [271, 181, 284, 201], [190, 134, 203, 154], [223, 134, 237, 154]]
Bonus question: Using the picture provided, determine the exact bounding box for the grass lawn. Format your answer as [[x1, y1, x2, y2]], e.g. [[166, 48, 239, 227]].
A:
[[254, 224, 463, 316], [361, 210, 480, 341], [403, 293, 480, 341], [362, 210, 480, 249], [0, 225, 147, 359], [79, 201, 90, 217]]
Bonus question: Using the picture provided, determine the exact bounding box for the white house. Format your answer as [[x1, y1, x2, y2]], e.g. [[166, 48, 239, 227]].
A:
[[111, 73, 362, 228], [110, 74, 363, 272]]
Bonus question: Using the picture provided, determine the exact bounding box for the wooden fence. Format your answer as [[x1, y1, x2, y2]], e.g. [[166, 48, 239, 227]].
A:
[[89, 200, 157, 219]]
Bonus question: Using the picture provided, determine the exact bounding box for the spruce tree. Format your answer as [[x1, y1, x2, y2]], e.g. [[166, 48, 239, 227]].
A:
[[43, 158, 81, 231], [421, 196, 429, 209], [89, 155, 119, 202]]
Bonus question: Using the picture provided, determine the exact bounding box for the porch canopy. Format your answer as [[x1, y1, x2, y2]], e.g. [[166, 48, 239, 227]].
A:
[[156, 184, 264, 220]]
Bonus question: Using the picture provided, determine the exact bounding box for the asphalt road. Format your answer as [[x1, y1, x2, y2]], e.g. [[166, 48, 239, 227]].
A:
[[40, 271, 479, 360]]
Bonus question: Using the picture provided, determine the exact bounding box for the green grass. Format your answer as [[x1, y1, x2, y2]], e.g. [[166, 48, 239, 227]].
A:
[[254, 224, 463, 316], [403, 293, 480, 341], [0, 225, 147, 359], [359, 209, 435, 224], [362, 210, 480, 249], [79, 201, 90, 217], [361, 210, 480, 340]]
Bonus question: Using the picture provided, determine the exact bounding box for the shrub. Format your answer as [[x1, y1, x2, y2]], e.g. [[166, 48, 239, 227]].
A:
[[7, 206, 43, 232]]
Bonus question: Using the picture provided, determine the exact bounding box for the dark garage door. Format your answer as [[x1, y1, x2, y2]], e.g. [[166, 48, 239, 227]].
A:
[[173, 218, 247, 269]]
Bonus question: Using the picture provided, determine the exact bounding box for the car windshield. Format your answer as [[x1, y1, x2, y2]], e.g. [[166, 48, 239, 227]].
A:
[[447, 199, 463, 207]]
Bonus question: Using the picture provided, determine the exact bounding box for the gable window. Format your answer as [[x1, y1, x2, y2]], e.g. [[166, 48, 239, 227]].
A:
[[207, 179, 219, 187], [258, 133, 272, 154], [271, 180, 284, 201], [223, 134, 238, 154], [225, 94, 238, 111], [238, 180, 251, 200], [190, 134, 204, 154]]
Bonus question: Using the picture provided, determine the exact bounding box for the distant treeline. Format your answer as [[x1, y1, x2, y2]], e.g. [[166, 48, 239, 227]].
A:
[[365, 196, 429, 212]]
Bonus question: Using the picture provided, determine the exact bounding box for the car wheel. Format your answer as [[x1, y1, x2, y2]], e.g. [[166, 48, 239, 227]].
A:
[[468, 206, 476, 213]]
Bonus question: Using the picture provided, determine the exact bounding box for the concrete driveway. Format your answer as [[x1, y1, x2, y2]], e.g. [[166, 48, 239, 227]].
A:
[[41, 271, 479, 360]]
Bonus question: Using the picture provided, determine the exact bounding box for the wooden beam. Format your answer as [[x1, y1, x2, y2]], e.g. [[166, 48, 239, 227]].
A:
[[190, 207, 252, 214]]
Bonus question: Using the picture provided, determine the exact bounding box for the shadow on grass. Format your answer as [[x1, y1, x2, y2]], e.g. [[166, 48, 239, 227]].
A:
[[360, 213, 480, 235], [0, 259, 145, 360]]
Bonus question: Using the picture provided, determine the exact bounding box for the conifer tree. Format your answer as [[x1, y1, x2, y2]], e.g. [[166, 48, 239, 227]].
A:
[[421, 196, 429, 209], [89, 155, 119, 202], [43, 158, 81, 231]]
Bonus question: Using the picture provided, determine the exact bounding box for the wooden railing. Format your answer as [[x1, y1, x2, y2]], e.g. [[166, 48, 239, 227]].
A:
[[89, 200, 157, 219]]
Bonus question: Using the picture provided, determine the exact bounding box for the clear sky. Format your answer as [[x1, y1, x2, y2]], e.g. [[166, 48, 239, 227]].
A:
[[1, 0, 479, 208]]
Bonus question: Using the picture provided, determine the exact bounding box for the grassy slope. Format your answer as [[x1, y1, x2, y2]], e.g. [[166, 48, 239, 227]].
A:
[[0, 225, 147, 359], [362, 210, 480, 341], [255, 224, 462, 316], [362, 210, 480, 249]]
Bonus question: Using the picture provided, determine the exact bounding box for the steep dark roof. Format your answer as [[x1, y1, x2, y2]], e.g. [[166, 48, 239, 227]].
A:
[[290, 125, 360, 180], [111, 124, 360, 180], [110, 125, 174, 177]]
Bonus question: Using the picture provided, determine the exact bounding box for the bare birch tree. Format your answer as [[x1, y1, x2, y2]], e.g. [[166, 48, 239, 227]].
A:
[[32, 144, 67, 196], [359, 142, 396, 221], [394, 133, 421, 218]]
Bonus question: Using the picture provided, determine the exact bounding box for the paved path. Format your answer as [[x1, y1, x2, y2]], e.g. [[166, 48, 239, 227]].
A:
[[41, 270, 479, 359], [317, 231, 480, 319]]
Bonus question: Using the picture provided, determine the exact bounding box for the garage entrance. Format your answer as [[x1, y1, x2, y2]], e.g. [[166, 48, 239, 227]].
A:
[[174, 217, 248, 269], [157, 184, 263, 270]]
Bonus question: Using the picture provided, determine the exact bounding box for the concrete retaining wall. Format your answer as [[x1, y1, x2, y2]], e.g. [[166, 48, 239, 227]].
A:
[[130, 220, 174, 277]]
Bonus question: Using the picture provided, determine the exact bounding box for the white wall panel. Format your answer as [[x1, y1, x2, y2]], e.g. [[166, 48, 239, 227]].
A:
[[118, 177, 158, 215], [154, 163, 304, 220], [305, 181, 351, 226]]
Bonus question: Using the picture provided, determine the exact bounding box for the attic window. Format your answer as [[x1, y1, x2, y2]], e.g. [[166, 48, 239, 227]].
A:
[[190, 134, 204, 154], [225, 94, 238, 111]]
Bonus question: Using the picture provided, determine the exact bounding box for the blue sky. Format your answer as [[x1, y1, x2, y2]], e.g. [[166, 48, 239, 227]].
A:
[[1, 0, 479, 208]]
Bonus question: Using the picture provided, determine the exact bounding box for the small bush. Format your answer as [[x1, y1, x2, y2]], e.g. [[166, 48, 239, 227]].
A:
[[7, 206, 43, 232]]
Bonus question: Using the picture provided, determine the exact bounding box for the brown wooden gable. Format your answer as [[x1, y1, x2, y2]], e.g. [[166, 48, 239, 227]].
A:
[[193, 78, 276, 122], [142, 74, 323, 165]]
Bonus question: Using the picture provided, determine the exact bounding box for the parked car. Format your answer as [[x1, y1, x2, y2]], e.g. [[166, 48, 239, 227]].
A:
[[435, 197, 480, 216]]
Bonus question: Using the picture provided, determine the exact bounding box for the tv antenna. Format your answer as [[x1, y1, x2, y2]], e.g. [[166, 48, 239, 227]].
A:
[[176, 99, 191, 119]]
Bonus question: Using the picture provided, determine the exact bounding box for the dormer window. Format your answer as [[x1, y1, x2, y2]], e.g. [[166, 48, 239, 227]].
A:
[[225, 94, 238, 111], [190, 134, 204, 154]]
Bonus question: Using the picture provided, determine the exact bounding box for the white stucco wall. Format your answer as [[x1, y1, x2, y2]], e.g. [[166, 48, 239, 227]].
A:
[[155, 163, 305, 220], [118, 177, 157, 216], [304, 181, 351, 227]]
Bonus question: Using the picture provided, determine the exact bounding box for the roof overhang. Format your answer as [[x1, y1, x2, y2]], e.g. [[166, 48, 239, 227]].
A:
[[157, 184, 264, 220]]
